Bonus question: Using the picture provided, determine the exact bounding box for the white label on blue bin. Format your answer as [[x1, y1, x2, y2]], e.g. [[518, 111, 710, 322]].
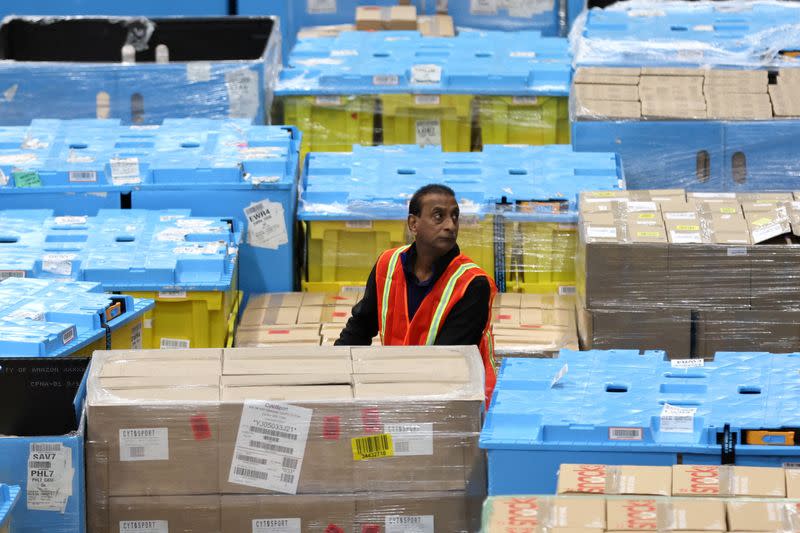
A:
[[0, 270, 25, 280], [131, 322, 143, 350], [62, 327, 75, 345], [411, 65, 442, 85], [68, 170, 97, 183], [609, 427, 643, 441], [550, 364, 568, 388], [415, 95, 441, 105], [510, 0, 553, 17], [307, 0, 336, 14], [331, 49, 358, 57], [373, 75, 400, 86], [671, 359, 704, 368], [226, 68, 260, 119], [54, 216, 87, 226], [385, 423, 434, 456], [471, 0, 498, 14], [110, 157, 141, 185], [660, 404, 696, 433], [229, 401, 313, 494], [42, 253, 75, 276], [245, 200, 289, 250], [120, 520, 168, 533], [386, 515, 434, 533], [416, 120, 442, 146], [186, 62, 212, 83], [253, 518, 301, 533], [119, 428, 169, 462], [160, 338, 190, 349], [27, 442, 73, 512]]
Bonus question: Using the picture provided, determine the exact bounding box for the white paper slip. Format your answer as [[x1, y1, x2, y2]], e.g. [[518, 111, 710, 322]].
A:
[[415, 119, 442, 146], [245, 200, 289, 250], [385, 515, 434, 533], [384, 423, 434, 456], [226, 68, 260, 119], [27, 442, 74, 513], [660, 403, 697, 433], [411, 64, 442, 84], [119, 428, 169, 462], [671, 359, 704, 368], [42, 254, 76, 276]]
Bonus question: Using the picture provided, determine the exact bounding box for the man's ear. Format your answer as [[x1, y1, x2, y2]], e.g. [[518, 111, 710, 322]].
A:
[[407, 214, 417, 237]]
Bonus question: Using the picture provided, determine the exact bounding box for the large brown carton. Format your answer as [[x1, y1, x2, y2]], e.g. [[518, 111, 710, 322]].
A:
[[418, 14, 455, 37], [558, 464, 671, 496], [672, 465, 786, 497], [103, 495, 221, 533], [483, 496, 606, 532], [239, 306, 300, 328], [222, 494, 354, 533], [726, 500, 800, 532], [693, 310, 800, 357], [354, 491, 482, 533], [606, 497, 725, 531], [788, 469, 800, 499], [235, 326, 322, 347]]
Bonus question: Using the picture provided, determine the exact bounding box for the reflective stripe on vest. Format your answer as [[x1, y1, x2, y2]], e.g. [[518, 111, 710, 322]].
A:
[[424, 262, 480, 345], [379, 244, 410, 344]]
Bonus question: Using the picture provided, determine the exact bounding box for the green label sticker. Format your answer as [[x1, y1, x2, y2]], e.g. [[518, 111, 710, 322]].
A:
[[13, 171, 41, 188]]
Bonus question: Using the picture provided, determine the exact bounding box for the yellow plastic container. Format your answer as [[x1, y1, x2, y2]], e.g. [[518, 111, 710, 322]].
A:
[[505, 220, 578, 295], [72, 336, 107, 357], [109, 318, 145, 350], [304, 219, 408, 288], [380, 94, 473, 151], [226, 291, 243, 348], [477, 95, 569, 146], [458, 214, 495, 277], [279, 95, 376, 162]]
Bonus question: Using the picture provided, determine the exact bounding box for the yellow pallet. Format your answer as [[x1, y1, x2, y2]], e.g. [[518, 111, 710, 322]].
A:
[[305, 219, 408, 287], [279, 95, 376, 162], [477, 95, 569, 146], [380, 94, 473, 151], [505, 220, 578, 295]]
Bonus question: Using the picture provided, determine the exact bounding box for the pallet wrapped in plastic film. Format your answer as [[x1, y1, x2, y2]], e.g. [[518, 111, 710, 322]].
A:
[[570, 65, 800, 191], [0, 16, 280, 125], [576, 189, 800, 358], [85, 345, 485, 533]]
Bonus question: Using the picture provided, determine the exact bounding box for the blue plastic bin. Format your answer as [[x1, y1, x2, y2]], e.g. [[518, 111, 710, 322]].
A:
[[0, 484, 20, 533]]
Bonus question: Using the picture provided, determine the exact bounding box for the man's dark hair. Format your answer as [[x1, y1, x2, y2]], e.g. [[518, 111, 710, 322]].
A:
[[408, 184, 456, 216]]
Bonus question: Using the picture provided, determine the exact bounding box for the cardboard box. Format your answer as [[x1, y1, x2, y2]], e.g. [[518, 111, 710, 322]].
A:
[[354, 491, 482, 533], [787, 468, 800, 499], [296, 23, 355, 39], [239, 306, 300, 328], [706, 92, 774, 120], [672, 465, 786, 497], [641, 67, 705, 77], [356, 5, 417, 31], [493, 326, 579, 358], [693, 310, 800, 357], [245, 292, 305, 309], [606, 497, 725, 531], [418, 14, 455, 37], [102, 495, 221, 533], [222, 494, 354, 533], [574, 98, 641, 120], [296, 305, 352, 324], [575, 83, 640, 102], [558, 464, 671, 496], [234, 326, 322, 347], [770, 83, 800, 117], [483, 496, 606, 531], [574, 68, 641, 85], [726, 500, 800, 532]]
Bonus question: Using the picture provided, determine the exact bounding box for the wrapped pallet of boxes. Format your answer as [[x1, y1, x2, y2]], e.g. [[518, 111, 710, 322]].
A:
[[492, 292, 578, 360], [576, 189, 800, 358], [85, 346, 485, 532]]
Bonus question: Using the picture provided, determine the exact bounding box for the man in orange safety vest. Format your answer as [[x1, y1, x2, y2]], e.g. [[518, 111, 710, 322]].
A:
[[335, 184, 498, 402]]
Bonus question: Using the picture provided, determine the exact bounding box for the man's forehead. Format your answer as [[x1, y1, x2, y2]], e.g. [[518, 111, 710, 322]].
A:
[[421, 193, 459, 209]]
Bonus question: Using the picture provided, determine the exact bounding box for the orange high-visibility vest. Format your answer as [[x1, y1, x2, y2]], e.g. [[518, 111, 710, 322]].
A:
[[375, 245, 498, 402]]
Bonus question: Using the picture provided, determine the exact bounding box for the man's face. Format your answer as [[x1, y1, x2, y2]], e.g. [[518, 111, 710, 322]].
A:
[[408, 193, 460, 255]]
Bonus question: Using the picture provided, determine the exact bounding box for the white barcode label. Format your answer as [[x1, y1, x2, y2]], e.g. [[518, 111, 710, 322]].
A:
[[627, 201, 658, 212], [315, 95, 342, 106], [669, 230, 702, 244], [131, 322, 143, 350], [511, 96, 539, 105], [752, 222, 786, 243], [558, 286, 576, 296], [586, 226, 617, 239], [609, 427, 643, 441], [42, 253, 76, 276], [160, 338, 190, 349], [510, 52, 538, 59], [373, 75, 400, 86], [307, 0, 336, 13], [416, 119, 441, 146], [186, 62, 212, 83], [331, 49, 358, 57], [226, 68, 260, 120], [245, 200, 289, 250], [0, 270, 25, 280], [671, 359, 704, 368], [471, 0, 498, 14], [62, 327, 75, 345], [346, 220, 373, 229], [693, 24, 714, 31], [229, 401, 312, 494], [727, 247, 748, 257], [54, 216, 87, 225], [384, 423, 434, 456], [411, 64, 442, 85], [664, 212, 697, 220], [660, 403, 697, 433], [415, 95, 441, 105], [158, 290, 187, 299], [252, 518, 301, 533], [386, 515, 434, 533], [120, 521, 168, 533], [27, 442, 73, 513], [550, 363, 568, 388], [110, 157, 141, 185], [119, 428, 169, 462], [68, 170, 97, 183]]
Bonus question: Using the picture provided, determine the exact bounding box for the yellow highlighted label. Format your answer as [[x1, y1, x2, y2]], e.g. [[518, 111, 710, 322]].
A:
[[719, 207, 737, 214], [752, 217, 773, 227], [637, 231, 661, 237], [352, 434, 394, 461], [638, 213, 656, 219], [676, 225, 700, 231]]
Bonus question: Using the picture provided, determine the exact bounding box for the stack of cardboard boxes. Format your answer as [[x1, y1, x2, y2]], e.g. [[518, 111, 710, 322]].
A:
[[297, 5, 455, 39], [577, 190, 800, 357], [573, 67, 797, 120], [491, 293, 578, 359], [483, 464, 800, 532], [86, 346, 485, 532]]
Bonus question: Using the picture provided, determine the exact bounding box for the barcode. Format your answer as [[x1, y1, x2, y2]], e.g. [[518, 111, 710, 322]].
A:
[[609, 427, 643, 440], [558, 286, 577, 296], [249, 440, 294, 455], [237, 453, 268, 466], [29, 461, 52, 469], [62, 328, 75, 344], [129, 446, 146, 458], [234, 467, 269, 480], [32, 443, 61, 452], [245, 205, 263, 217], [280, 473, 295, 484], [355, 434, 391, 456], [250, 426, 298, 441], [160, 338, 190, 349], [0, 270, 25, 280], [282, 457, 299, 470], [68, 170, 97, 182], [395, 441, 410, 453]]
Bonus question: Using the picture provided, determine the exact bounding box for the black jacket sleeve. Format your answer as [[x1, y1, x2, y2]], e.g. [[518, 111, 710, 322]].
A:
[[334, 264, 379, 345], [433, 276, 490, 346]]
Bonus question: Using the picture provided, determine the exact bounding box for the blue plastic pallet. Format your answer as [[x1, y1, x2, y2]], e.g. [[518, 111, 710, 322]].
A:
[[572, 119, 800, 191], [279, 30, 571, 96], [299, 143, 623, 220], [573, 0, 800, 68], [0, 358, 89, 533], [0, 16, 279, 125], [0, 484, 19, 532], [0, 119, 301, 294], [481, 349, 800, 495], [0, 277, 153, 357]]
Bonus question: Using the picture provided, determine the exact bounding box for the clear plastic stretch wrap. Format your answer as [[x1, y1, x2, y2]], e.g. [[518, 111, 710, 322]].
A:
[[570, 0, 800, 69], [577, 189, 800, 358], [0, 16, 281, 125], [570, 66, 800, 191], [85, 346, 485, 533]]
